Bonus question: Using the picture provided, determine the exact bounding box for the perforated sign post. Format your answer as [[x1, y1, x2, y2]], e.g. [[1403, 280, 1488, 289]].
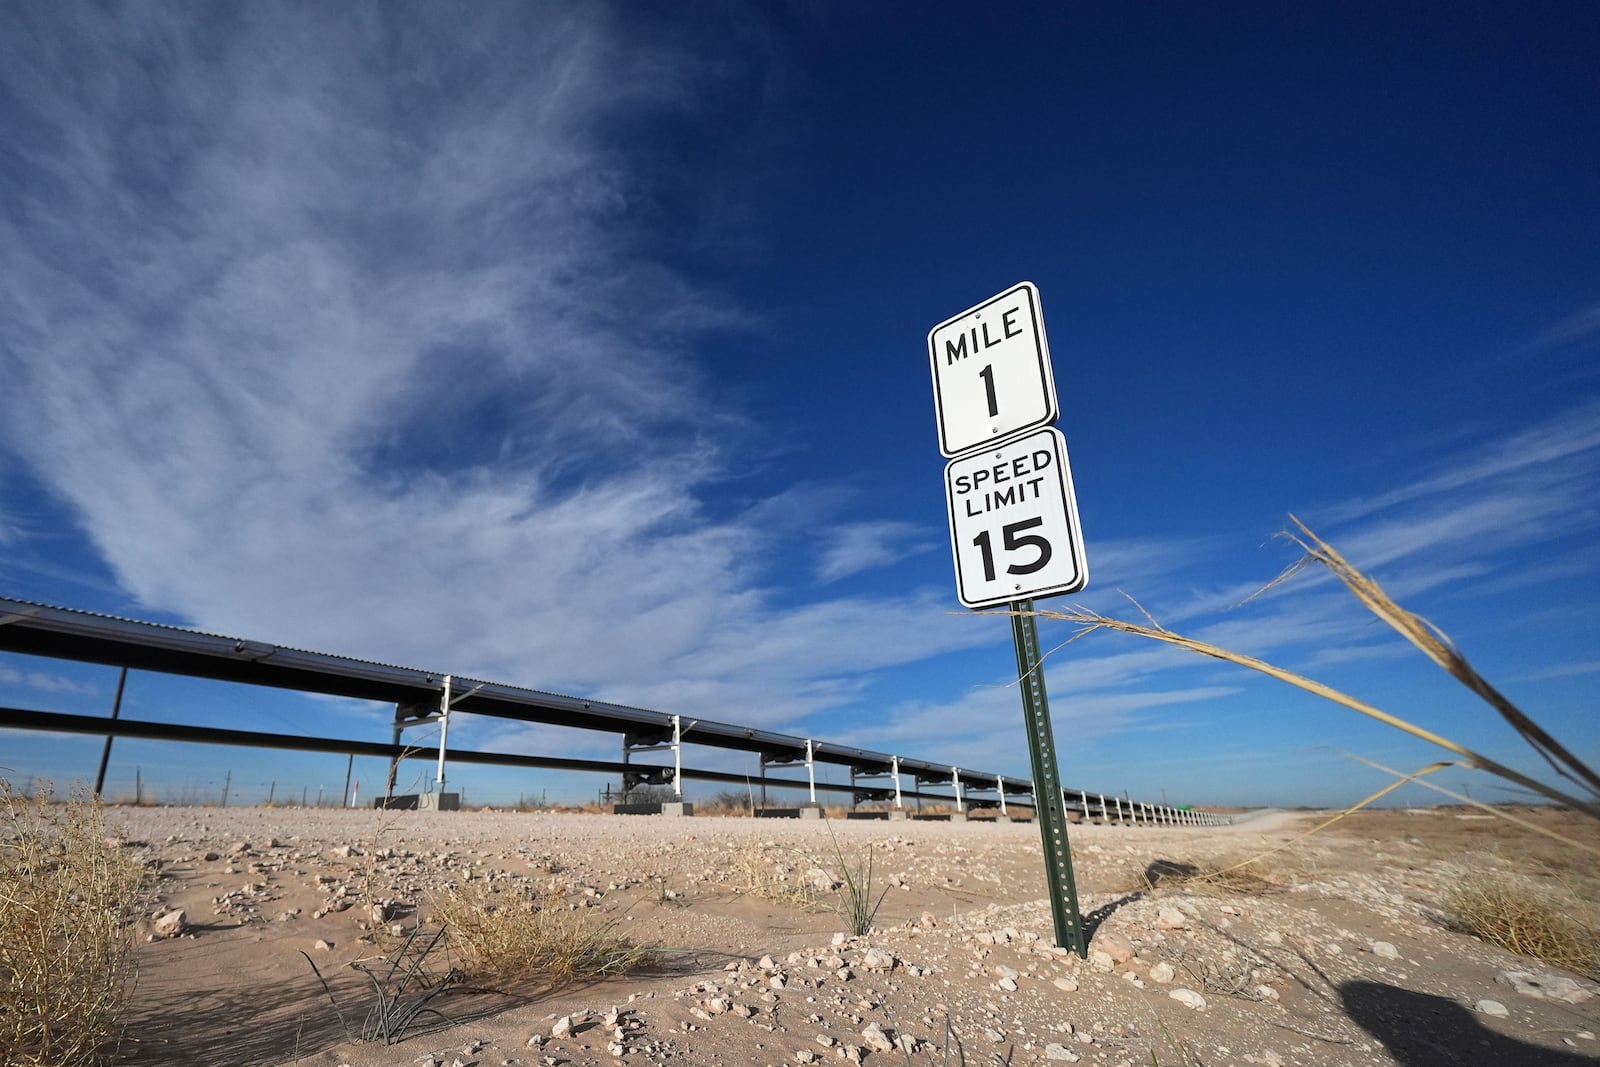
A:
[[928, 282, 1088, 958]]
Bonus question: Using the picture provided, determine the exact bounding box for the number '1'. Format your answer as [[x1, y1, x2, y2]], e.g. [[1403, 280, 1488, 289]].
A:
[[978, 364, 998, 418]]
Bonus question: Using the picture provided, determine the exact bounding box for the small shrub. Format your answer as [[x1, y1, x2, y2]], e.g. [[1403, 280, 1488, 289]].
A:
[[1443, 869, 1600, 979], [1, 779, 146, 1066], [428, 880, 649, 988], [826, 834, 890, 937]]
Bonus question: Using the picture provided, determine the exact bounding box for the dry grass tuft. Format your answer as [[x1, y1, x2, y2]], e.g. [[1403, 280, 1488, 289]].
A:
[[1443, 868, 1600, 980], [736, 846, 820, 908], [1145, 856, 1280, 897], [428, 879, 650, 989], [1, 779, 146, 1067]]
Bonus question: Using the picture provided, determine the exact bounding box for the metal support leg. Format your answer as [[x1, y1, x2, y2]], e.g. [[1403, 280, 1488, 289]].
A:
[[997, 775, 1007, 816], [806, 739, 817, 805], [952, 767, 964, 813], [672, 714, 683, 801], [892, 755, 903, 809], [435, 675, 452, 791], [1010, 600, 1087, 957]]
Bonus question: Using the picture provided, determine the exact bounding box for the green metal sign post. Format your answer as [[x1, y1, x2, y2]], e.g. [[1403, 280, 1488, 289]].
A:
[[1010, 598, 1088, 957], [929, 281, 1089, 957]]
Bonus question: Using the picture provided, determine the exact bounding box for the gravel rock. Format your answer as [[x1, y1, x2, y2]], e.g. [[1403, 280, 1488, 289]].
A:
[[1168, 988, 1208, 1011], [860, 1023, 895, 1053], [153, 909, 187, 938]]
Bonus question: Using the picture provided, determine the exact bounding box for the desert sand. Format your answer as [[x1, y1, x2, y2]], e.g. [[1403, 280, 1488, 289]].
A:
[[105, 804, 1599, 1067]]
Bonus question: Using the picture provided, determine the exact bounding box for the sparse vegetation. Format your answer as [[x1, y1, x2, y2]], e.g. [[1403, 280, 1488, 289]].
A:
[[1142, 856, 1279, 896], [1, 779, 146, 1067], [304, 923, 462, 1045], [428, 879, 651, 989], [1443, 867, 1600, 980], [736, 846, 820, 908], [825, 831, 892, 937]]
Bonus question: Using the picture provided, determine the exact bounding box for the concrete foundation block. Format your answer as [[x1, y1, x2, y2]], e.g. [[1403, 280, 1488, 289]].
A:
[[612, 801, 695, 816]]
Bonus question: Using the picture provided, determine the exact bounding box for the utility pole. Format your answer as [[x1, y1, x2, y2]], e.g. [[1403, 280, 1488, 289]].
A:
[[221, 770, 231, 807]]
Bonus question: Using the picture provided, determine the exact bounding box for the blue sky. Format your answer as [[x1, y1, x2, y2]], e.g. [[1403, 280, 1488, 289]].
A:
[[2, 3, 1597, 810]]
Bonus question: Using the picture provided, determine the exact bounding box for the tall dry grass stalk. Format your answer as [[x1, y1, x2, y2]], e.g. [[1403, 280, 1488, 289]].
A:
[[1026, 517, 1600, 827], [1, 779, 146, 1067], [428, 880, 649, 989]]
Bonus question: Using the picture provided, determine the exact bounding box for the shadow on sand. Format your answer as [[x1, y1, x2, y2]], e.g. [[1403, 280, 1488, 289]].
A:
[[1339, 979, 1597, 1066], [116, 948, 708, 1065]]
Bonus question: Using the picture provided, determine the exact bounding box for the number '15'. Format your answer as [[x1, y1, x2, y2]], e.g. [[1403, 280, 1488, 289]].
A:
[[971, 517, 1053, 581]]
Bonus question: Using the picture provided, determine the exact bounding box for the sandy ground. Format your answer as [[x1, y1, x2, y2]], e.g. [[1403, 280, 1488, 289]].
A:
[[103, 804, 1600, 1067]]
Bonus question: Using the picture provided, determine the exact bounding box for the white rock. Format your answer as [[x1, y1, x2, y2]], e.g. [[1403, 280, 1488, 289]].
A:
[[1044, 1044, 1080, 1062], [861, 1023, 895, 1053], [550, 1015, 573, 1038], [1052, 977, 1078, 993], [1155, 906, 1187, 931], [1148, 962, 1176, 984], [1168, 988, 1208, 1011], [1497, 970, 1593, 1004], [1088, 950, 1115, 973], [862, 947, 895, 971], [997, 976, 1018, 992], [153, 909, 187, 938], [1371, 941, 1400, 960], [1097, 932, 1135, 963], [1474, 999, 1509, 1017]]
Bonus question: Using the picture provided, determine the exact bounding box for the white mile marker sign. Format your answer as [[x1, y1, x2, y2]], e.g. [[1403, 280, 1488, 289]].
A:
[[945, 426, 1087, 609], [928, 281, 1058, 458]]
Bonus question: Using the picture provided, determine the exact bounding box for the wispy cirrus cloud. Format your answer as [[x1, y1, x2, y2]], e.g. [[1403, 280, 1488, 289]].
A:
[[813, 521, 936, 583], [0, 5, 1007, 737], [0, 666, 98, 697]]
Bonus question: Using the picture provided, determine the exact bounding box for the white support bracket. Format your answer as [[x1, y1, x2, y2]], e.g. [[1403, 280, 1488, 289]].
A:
[[433, 674, 487, 791], [807, 739, 817, 805], [622, 714, 695, 799], [997, 774, 1007, 815], [951, 767, 965, 813]]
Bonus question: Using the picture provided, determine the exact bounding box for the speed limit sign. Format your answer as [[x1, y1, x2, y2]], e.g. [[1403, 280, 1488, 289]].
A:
[[944, 428, 1087, 608]]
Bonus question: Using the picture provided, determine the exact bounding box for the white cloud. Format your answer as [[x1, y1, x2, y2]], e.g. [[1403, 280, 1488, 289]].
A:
[[0, 7, 1005, 740], [814, 521, 936, 583], [0, 666, 98, 697]]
